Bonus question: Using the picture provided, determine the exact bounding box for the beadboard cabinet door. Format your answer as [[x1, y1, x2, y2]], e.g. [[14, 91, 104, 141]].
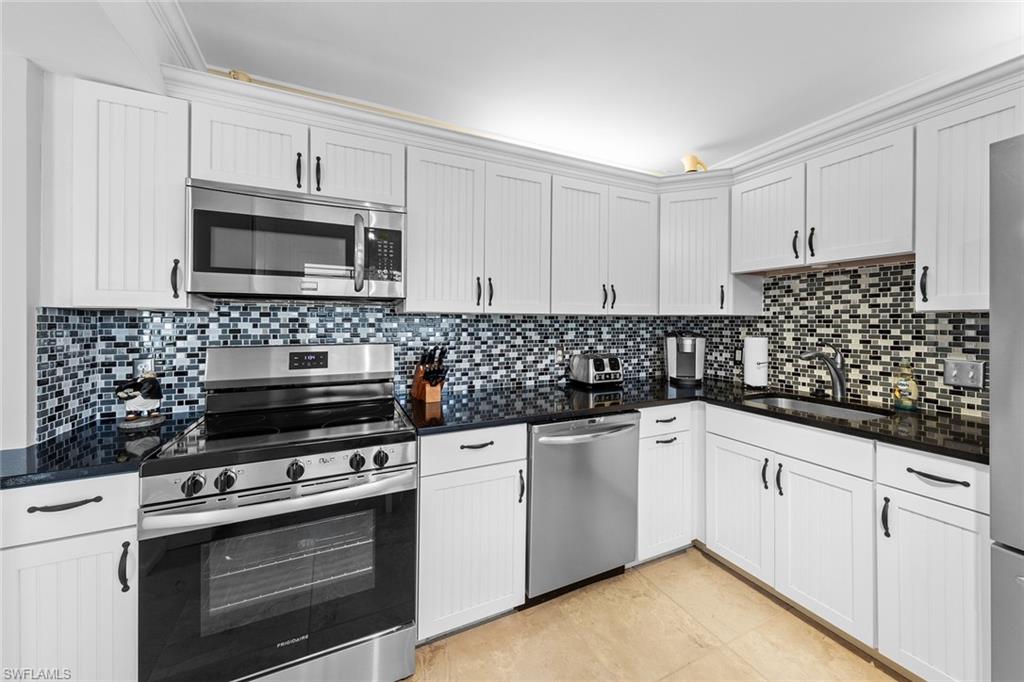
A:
[[916, 90, 1023, 311], [705, 434, 775, 584], [876, 485, 991, 682], [309, 127, 405, 206], [607, 187, 659, 315], [551, 176, 609, 314], [68, 79, 189, 309], [484, 163, 551, 314], [191, 102, 309, 193], [805, 127, 914, 265], [1, 528, 137, 681], [637, 432, 694, 562], [774, 454, 875, 646], [404, 148, 486, 313], [418, 460, 527, 641], [731, 163, 806, 273]]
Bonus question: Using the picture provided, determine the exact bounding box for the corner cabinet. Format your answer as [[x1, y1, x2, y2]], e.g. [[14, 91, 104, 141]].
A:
[[915, 90, 1024, 311], [730, 163, 806, 273]]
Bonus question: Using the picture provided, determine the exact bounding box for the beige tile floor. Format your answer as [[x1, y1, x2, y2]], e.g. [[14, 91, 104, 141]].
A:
[[413, 549, 902, 682]]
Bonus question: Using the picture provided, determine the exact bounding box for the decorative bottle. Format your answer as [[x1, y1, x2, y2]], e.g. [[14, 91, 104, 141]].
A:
[[891, 359, 919, 411]]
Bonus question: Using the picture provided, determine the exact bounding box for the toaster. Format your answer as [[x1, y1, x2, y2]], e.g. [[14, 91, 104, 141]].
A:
[[567, 353, 624, 386]]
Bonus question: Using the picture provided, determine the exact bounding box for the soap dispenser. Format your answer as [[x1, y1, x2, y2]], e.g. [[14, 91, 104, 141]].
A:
[[891, 359, 920, 411]]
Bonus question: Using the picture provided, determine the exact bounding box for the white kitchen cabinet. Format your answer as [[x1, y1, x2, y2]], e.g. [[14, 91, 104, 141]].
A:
[[805, 127, 914, 265], [637, 430, 694, 562], [607, 187, 659, 315], [1, 527, 137, 681], [417, 459, 527, 641], [484, 163, 551, 314], [731, 163, 806, 273], [404, 148, 486, 313], [774, 454, 875, 645], [915, 90, 1023, 311], [309, 127, 405, 206], [190, 102, 309, 193], [551, 176, 609, 314], [705, 433, 775, 584], [876, 484, 991, 682], [659, 187, 763, 315]]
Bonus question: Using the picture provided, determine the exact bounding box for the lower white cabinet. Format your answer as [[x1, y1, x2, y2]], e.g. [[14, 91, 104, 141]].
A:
[[1, 527, 138, 681], [876, 484, 991, 682], [637, 430, 694, 562], [417, 457, 527, 641]]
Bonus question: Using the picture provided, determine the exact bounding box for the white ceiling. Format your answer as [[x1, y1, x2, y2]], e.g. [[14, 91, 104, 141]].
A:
[[181, 1, 1023, 175]]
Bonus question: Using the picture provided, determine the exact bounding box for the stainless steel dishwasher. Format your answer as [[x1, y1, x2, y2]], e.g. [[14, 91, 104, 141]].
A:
[[527, 411, 640, 598]]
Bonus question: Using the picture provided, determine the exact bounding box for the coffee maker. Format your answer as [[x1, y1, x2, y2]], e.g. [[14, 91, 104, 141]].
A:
[[665, 334, 705, 386]]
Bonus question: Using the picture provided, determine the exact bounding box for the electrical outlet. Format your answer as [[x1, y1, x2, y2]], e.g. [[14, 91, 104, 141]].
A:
[[943, 359, 985, 389], [133, 357, 155, 377]]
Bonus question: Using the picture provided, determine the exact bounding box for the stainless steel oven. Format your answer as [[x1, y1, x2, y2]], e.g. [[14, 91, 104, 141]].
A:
[[187, 180, 404, 301]]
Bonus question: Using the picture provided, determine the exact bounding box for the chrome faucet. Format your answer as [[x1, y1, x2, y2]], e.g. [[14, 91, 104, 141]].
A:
[[800, 342, 847, 401]]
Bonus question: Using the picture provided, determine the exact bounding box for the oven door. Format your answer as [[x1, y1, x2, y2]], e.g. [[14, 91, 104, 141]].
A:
[[138, 472, 415, 682]]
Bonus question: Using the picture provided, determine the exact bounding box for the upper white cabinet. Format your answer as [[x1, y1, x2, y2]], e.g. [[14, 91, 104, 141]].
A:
[[404, 148, 486, 313], [607, 187, 659, 315], [191, 102, 308, 193], [915, 91, 1023, 311], [551, 176, 609, 314], [805, 127, 914, 264], [42, 78, 189, 309], [309, 127, 405, 206], [660, 186, 762, 315], [484, 163, 552, 314], [731, 163, 806, 273]]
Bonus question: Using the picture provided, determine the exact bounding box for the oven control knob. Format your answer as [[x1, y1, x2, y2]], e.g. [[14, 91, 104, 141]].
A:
[[214, 469, 237, 493], [349, 452, 366, 472], [181, 473, 206, 498], [373, 449, 389, 468], [286, 460, 305, 482]]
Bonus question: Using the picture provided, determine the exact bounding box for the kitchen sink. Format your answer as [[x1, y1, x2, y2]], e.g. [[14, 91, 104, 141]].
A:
[[743, 395, 891, 422]]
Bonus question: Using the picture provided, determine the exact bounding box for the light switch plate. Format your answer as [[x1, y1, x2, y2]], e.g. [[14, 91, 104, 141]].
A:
[[943, 359, 985, 389]]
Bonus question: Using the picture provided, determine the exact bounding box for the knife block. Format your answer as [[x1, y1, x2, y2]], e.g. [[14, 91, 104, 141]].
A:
[[411, 365, 443, 403]]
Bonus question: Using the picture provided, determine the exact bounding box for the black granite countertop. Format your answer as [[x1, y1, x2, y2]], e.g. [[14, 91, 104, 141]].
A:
[[0, 412, 201, 489], [400, 378, 989, 465]]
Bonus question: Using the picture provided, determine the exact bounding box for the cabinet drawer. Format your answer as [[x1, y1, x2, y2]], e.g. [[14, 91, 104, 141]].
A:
[[639, 403, 693, 438], [1, 474, 137, 548], [876, 443, 989, 513], [420, 424, 527, 477]]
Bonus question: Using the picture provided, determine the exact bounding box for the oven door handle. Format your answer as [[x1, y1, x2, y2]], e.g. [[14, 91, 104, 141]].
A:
[[140, 469, 415, 536], [353, 213, 366, 293]]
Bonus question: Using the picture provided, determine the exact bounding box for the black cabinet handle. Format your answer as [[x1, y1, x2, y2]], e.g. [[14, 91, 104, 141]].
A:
[[170, 259, 180, 299], [296, 152, 303, 188], [920, 266, 929, 303], [906, 467, 970, 487], [808, 227, 816, 257], [792, 230, 799, 259], [719, 284, 725, 310], [518, 469, 525, 503], [655, 437, 677, 445], [881, 496, 891, 538], [460, 441, 494, 450], [610, 284, 617, 309], [488, 277, 494, 306], [315, 156, 322, 192], [27, 496, 102, 514], [602, 284, 608, 309], [476, 277, 482, 306], [655, 417, 676, 424], [776, 463, 783, 496], [761, 458, 769, 490], [118, 541, 130, 592]]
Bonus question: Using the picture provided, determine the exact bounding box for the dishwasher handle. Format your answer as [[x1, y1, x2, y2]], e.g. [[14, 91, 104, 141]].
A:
[[535, 423, 638, 445]]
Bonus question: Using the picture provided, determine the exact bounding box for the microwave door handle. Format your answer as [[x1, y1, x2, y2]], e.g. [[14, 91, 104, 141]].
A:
[[353, 213, 366, 292]]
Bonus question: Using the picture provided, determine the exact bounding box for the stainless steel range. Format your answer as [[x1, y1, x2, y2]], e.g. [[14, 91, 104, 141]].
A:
[[137, 344, 417, 682]]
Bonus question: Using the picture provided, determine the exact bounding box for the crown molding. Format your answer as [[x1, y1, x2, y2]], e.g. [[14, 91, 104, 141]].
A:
[[148, 1, 206, 71], [656, 168, 734, 192]]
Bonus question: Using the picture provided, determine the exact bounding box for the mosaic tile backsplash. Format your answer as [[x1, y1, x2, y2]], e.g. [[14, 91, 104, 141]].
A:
[[36, 261, 988, 441]]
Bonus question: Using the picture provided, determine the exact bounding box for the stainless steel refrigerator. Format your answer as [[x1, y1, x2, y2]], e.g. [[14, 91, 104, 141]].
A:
[[990, 133, 1024, 680]]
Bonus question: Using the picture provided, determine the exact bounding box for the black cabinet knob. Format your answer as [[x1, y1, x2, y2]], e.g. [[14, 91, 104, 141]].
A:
[[214, 469, 237, 493], [286, 460, 305, 482], [181, 473, 205, 498], [373, 449, 389, 468], [350, 452, 366, 472]]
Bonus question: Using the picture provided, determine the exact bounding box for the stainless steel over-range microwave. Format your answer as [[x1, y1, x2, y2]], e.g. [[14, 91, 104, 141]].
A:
[[186, 180, 405, 300]]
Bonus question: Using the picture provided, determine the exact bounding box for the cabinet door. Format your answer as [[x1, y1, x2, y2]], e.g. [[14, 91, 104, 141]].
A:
[[404, 148, 486, 313], [731, 163, 806, 272], [774, 454, 875, 646], [660, 187, 731, 314], [705, 434, 774, 584], [309, 127, 405, 206], [71, 79, 189, 309], [190, 102, 308, 193], [877, 485, 991, 682], [607, 187, 659, 315], [637, 432, 694, 562], [806, 127, 913, 264], [916, 90, 1023, 311], [551, 176, 609, 314], [2, 528, 137, 681], [484, 163, 551, 314], [418, 460, 527, 640]]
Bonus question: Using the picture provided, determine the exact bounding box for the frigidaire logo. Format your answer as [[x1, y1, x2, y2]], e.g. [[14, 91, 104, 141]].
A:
[[276, 634, 309, 648]]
